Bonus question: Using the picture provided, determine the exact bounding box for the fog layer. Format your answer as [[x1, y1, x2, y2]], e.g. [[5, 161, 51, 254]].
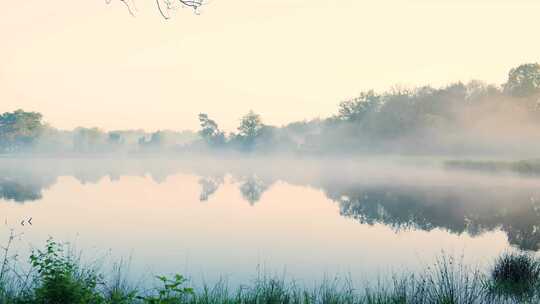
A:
[[3, 64, 540, 158]]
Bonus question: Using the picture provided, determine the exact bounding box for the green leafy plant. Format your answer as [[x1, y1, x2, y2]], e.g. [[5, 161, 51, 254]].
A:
[[28, 238, 104, 304], [139, 274, 194, 304]]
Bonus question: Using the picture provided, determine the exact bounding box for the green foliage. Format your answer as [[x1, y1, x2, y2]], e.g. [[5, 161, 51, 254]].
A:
[[101, 263, 138, 304], [198, 114, 225, 147], [337, 90, 382, 122], [0, 109, 44, 152], [237, 111, 263, 139], [138, 274, 194, 304], [4, 63, 540, 155], [231, 110, 264, 150], [504, 63, 540, 97], [73, 127, 107, 153], [28, 238, 104, 304], [0, 238, 539, 303]]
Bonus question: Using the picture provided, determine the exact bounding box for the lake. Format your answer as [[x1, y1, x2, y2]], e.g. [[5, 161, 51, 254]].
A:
[[0, 157, 538, 287]]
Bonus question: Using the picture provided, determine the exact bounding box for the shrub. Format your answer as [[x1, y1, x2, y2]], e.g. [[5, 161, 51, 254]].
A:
[[28, 238, 104, 304], [489, 252, 540, 298]]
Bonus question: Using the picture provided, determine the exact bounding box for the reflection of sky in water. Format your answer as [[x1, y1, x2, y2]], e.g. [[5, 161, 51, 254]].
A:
[[0, 158, 537, 287]]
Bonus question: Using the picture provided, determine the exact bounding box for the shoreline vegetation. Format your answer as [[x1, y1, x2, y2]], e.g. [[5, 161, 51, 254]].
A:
[[2, 65, 540, 303], [0, 237, 538, 304], [2, 63, 540, 157], [445, 159, 540, 176]]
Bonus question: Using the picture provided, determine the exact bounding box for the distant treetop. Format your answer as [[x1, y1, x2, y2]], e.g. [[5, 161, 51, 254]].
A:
[[504, 63, 540, 97]]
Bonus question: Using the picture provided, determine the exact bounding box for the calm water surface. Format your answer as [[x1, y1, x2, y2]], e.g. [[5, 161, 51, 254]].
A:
[[0, 157, 538, 286]]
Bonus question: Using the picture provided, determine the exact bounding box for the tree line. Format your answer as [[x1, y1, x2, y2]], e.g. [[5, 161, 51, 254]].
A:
[[2, 63, 540, 155], [194, 63, 540, 155]]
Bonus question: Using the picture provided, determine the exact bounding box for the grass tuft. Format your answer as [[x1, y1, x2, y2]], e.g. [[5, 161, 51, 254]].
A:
[[1, 236, 540, 303], [488, 252, 540, 300]]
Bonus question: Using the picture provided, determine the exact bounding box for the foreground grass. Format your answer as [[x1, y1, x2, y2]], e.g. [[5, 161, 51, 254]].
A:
[[0, 238, 539, 304]]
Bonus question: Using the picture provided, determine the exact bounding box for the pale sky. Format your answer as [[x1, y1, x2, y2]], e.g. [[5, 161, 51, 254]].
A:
[[1, 0, 540, 132]]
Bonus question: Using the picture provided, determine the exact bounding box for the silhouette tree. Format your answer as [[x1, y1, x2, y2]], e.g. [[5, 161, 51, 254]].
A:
[[198, 113, 225, 147], [0, 110, 44, 153], [337, 90, 381, 122], [233, 111, 264, 150], [504, 63, 540, 97]]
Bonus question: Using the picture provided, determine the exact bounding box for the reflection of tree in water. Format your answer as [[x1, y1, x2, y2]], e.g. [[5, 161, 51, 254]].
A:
[[501, 201, 540, 251], [335, 187, 472, 232], [325, 183, 540, 251], [0, 179, 43, 202], [238, 175, 272, 205], [3, 158, 540, 251], [73, 171, 103, 185], [0, 159, 189, 203], [0, 169, 57, 203], [109, 172, 121, 182], [198, 175, 224, 202], [197, 174, 273, 205]]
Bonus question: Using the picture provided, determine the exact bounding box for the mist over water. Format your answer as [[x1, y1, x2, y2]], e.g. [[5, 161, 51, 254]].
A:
[[3, 64, 540, 293], [5, 0, 540, 299], [4, 64, 540, 160], [0, 156, 538, 286]]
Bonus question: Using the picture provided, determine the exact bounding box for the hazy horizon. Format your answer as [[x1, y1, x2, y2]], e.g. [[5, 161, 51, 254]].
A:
[[4, 3, 540, 301], [2, 0, 540, 132]]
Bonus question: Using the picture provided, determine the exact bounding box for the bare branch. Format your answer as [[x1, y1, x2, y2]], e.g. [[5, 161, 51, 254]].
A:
[[156, 0, 170, 19], [109, 0, 205, 18], [120, 0, 136, 17]]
